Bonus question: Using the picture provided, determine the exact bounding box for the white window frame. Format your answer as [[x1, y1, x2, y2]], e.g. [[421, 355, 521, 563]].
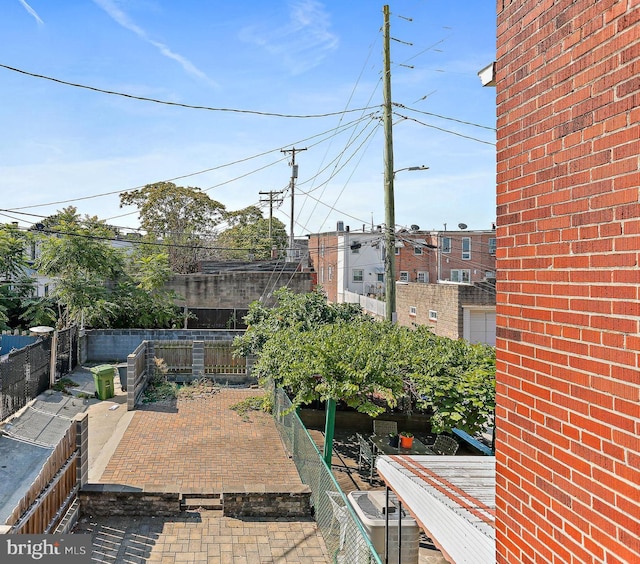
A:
[[489, 237, 496, 255], [451, 269, 471, 283], [399, 271, 409, 282], [377, 273, 384, 283], [409, 306, 417, 316], [319, 267, 324, 284], [414, 245, 423, 255], [395, 246, 400, 255], [328, 265, 333, 281], [417, 271, 428, 283], [429, 310, 438, 321], [462, 237, 471, 260], [320, 242, 325, 258], [441, 237, 451, 254], [352, 269, 364, 282]]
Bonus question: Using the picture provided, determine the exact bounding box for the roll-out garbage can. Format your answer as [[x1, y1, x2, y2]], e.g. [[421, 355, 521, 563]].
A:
[[90, 365, 115, 400]]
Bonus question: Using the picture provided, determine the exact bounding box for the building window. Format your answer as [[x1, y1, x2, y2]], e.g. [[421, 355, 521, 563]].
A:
[[320, 267, 324, 284], [417, 271, 428, 283], [409, 306, 417, 316], [429, 310, 438, 321], [44, 284, 49, 297], [399, 271, 409, 282], [377, 273, 384, 282], [485, 271, 496, 279], [414, 245, 423, 255], [320, 242, 325, 257], [488, 237, 496, 255], [462, 237, 471, 260], [351, 241, 360, 254], [451, 269, 471, 283], [441, 237, 451, 253], [395, 246, 400, 255], [353, 269, 364, 282], [328, 266, 333, 281]]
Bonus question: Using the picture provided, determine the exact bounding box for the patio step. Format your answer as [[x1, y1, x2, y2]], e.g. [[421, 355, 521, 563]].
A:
[[180, 493, 223, 511]]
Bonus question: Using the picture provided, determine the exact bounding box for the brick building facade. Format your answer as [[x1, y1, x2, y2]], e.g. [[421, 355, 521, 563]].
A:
[[308, 226, 496, 299], [496, 1, 639, 562]]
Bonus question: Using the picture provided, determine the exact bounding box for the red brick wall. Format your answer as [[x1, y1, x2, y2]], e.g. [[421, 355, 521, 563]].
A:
[[496, 1, 640, 562]]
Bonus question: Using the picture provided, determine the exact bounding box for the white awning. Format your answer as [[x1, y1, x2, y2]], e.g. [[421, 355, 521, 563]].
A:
[[376, 455, 496, 564]]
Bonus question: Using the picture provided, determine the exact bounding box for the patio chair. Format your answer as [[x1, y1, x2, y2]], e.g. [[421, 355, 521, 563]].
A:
[[372, 419, 397, 437], [429, 434, 460, 455], [326, 491, 349, 550], [356, 433, 377, 483]]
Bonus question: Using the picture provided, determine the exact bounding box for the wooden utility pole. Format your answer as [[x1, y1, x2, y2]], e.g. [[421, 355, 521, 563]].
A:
[[259, 190, 283, 241], [281, 147, 306, 260], [383, 4, 396, 323]]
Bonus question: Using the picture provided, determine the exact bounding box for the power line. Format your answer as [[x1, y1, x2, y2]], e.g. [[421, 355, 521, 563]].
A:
[[394, 112, 496, 146], [0, 63, 379, 119], [393, 103, 496, 131]]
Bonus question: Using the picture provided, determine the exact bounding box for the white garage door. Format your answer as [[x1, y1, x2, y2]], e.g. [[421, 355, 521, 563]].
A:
[[464, 309, 496, 345]]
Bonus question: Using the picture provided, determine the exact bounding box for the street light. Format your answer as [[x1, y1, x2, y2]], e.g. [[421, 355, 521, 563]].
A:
[[393, 165, 429, 176], [384, 165, 430, 323]]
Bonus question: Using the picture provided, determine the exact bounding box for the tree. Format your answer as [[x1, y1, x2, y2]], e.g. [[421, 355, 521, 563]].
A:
[[108, 251, 184, 329], [253, 318, 405, 416], [0, 223, 37, 329], [35, 207, 125, 328], [120, 182, 225, 273], [237, 289, 496, 438], [216, 206, 288, 260], [400, 326, 496, 435], [234, 287, 363, 358]]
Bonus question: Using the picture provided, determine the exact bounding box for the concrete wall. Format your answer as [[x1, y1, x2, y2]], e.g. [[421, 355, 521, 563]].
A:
[[82, 329, 244, 363], [496, 1, 639, 562], [166, 272, 313, 309], [396, 282, 495, 339]]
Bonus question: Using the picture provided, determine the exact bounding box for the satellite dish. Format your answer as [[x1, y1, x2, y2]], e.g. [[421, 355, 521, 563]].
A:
[[410, 224, 420, 231], [458, 223, 468, 230]]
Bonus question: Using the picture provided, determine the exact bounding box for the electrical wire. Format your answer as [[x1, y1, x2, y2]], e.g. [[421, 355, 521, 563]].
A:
[[0, 63, 380, 119], [393, 103, 496, 131], [393, 113, 496, 146]]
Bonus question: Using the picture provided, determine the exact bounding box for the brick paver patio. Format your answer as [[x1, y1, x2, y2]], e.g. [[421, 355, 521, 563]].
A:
[[74, 513, 328, 563], [98, 388, 301, 491]]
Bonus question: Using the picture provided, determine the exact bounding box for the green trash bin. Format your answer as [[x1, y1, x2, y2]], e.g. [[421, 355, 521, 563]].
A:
[[91, 365, 115, 400]]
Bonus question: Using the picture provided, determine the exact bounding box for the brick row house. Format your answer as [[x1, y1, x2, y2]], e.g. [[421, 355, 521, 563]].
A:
[[307, 224, 497, 343], [495, 1, 639, 562]]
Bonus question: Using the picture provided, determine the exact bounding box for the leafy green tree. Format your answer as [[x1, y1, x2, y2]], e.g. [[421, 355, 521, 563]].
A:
[[216, 206, 288, 260], [0, 224, 37, 329], [120, 182, 225, 273], [254, 318, 405, 416], [108, 251, 184, 329], [35, 207, 125, 328], [401, 326, 496, 435], [234, 287, 363, 358]]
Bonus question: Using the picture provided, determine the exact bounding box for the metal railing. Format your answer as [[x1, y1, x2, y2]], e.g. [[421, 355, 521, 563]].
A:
[[272, 387, 381, 563]]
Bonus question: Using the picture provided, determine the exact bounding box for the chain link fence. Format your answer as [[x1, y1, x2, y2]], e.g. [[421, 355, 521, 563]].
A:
[[272, 386, 381, 564]]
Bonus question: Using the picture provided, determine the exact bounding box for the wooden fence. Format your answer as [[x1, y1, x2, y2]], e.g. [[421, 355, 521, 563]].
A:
[[151, 341, 246, 375], [205, 342, 246, 374], [6, 422, 80, 534]]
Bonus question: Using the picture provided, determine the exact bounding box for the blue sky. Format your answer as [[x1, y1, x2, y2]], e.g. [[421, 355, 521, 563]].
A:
[[1, 1, 496, 236]]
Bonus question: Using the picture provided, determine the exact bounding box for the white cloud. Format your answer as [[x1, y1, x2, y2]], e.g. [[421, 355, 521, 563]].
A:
[[92, 0, 216, 87], [18, 0, 44, 25], [239, 0, 339, 75]]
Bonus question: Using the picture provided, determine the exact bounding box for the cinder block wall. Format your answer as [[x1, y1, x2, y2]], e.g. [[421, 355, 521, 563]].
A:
[[496, 1, 639, 563], [166, 272, 312, 308]]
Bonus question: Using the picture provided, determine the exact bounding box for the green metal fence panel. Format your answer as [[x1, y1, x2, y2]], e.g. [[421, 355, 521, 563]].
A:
[[272, 387, 381, 564]]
